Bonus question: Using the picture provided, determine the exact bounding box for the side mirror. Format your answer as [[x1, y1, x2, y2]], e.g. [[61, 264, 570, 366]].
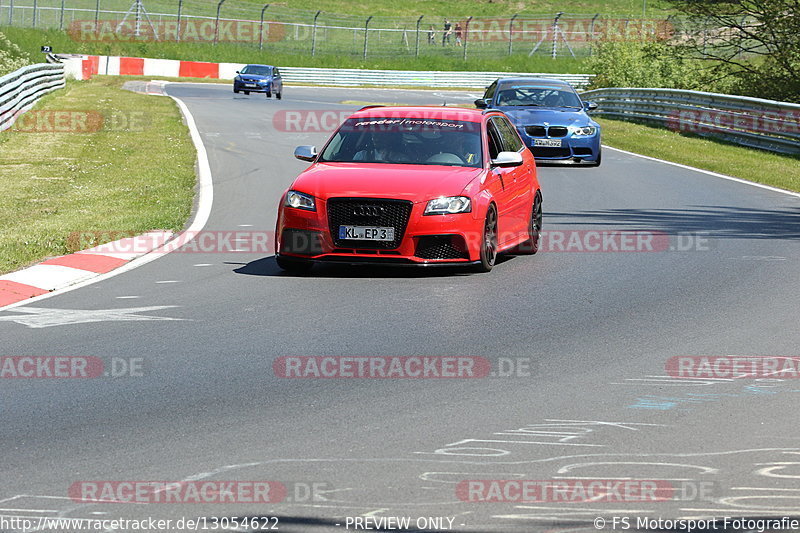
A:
[[294, 145, 318, 162], [235, 70, 239, 74], [584, 101, 598, 111], [491, 151, 524, 168], [474, 98, 488, 109]]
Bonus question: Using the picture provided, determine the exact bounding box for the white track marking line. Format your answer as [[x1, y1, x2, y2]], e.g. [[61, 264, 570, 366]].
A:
[[604, 145, 800, 199], [0, 91, 214, 311]]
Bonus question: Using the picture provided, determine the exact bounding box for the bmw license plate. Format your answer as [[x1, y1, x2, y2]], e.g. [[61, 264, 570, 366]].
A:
[[339, 226, 395, 241], [534, 138, 562, 147]]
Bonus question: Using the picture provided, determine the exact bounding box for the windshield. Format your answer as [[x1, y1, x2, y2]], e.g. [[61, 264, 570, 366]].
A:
[[319, 117, 483, 167], [240, 65, 271, 76], [495, 86, 582, 108]]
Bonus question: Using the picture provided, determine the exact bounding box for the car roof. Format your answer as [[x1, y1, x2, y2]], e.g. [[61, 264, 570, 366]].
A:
[[496, 77, 574, 89], [349, 106, 488, 123], [244, 64, 273, 68]]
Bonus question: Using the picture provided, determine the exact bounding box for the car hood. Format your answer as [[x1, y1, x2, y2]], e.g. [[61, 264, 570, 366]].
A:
[[292, 162, 484, 203], [499, 107, 591, 126]]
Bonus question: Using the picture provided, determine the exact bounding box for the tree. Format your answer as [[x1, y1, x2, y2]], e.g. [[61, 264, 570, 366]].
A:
[[666, 0, 800, 102]]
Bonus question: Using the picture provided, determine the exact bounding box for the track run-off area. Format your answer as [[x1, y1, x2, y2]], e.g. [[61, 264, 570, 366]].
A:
[[2, 83, 800, 533]]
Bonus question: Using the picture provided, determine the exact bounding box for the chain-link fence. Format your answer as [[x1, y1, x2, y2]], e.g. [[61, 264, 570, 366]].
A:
[[1, 0, 681, 59]]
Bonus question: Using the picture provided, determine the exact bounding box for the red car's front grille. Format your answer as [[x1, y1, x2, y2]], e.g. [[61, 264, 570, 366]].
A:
[[327, 198, 413, 250]]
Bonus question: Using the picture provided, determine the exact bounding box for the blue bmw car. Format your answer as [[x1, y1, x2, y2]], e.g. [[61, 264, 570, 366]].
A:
[[233, 64, 283, 99], [476, 78, 601, 166]]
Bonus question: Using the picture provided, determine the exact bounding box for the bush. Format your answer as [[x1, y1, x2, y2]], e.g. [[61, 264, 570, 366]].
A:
[[0, 30, 32, 76], [585, 39, 705, 91]]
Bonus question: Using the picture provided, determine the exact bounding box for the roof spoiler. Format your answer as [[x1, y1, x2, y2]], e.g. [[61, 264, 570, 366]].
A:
[[358, 105, 385, 111]]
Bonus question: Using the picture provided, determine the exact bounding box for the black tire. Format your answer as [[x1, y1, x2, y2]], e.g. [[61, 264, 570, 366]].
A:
[[233, 87, 239, 94], [276, 91, 282, 100], [265, 91, 272, 98], [276, 255, 313, 273], [473, 205, 498, 273], [514, 192, 542, 255], [244, 91, 250, 95]]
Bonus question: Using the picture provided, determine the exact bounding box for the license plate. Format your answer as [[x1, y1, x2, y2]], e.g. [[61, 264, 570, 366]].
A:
[[244, 83, 256, 87], [339, 226, 395, 241], [534, 138, 562, 147]]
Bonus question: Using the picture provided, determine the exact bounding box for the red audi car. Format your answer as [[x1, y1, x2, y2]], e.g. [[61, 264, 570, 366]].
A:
[[274, 106, 542, 273]]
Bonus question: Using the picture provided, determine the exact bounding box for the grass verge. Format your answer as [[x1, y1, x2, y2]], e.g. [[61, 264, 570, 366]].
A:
[[597, 117, 800, 193], [0, 76, 196, 274]]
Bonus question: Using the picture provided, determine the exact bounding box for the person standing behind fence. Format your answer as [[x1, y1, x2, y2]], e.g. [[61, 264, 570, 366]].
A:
[[454, 22, 463, 46], [428, 25, 436, 44], [442, 19, 452, 46]]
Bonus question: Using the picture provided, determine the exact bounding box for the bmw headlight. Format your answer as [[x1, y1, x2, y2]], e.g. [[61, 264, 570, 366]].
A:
[[570, 125, 597, 137], [284, 190, 316, 211], [424, 196, 472, 215]]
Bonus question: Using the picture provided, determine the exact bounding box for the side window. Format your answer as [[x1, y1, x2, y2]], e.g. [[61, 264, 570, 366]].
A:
[[486, 122, 502, 160], [273, 68, 280, 77], [483, 81, 497, 102], [493, 117, 524, 152]]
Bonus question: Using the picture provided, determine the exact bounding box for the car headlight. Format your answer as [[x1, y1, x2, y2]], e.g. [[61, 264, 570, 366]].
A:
[[570, 125, 597, 137], [234, 76, 241, 81], [424, 196, 472, 215], [284, 190, 316, 211]]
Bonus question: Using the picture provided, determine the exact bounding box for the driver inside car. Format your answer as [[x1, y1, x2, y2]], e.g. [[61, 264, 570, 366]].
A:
[[353, 132, 411, 163]]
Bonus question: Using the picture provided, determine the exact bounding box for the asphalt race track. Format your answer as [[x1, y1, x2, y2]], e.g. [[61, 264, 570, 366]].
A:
[[2, 83, 800, 533]]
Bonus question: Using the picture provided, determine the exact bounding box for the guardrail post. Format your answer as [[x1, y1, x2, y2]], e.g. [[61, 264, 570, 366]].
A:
[[311, 10, 321, 56], [508, 13, 518, 55], [94, 0, 99, 25], [414, 15, 423, 57], [258, 3, 269, 50], [175, 0, 182, 41], [31, 0, 37, 27], [551, 12, 563, 59], [58, 0, 65, 29], [213, 0, 225, 45], [7, 0, 12, 25], [363, 15, 373, 60], [463, 16, 472, 61]]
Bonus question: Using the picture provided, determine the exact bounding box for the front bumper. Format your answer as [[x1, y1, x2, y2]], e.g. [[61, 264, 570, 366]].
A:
[[275, 199, 485, 265], [234, 80, 271, 92], [518, 129, 600, 161]]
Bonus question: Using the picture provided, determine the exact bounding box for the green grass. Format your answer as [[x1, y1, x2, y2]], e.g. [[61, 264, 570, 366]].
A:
[[274, 0, 675, 17], [0, 76, 196, 274], [2, 26, 592, 72], [598, 118, 800, 193]]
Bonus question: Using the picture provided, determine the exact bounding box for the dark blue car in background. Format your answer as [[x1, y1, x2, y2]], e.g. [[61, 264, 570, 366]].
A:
[[476, 78, 601, 166], [233, 64, 283, 99]]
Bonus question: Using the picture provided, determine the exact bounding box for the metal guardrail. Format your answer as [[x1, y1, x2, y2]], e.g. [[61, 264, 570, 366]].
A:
[[0, 63, 66, 131], [581, 87, 800, 155], [279, 67, 594, 89]]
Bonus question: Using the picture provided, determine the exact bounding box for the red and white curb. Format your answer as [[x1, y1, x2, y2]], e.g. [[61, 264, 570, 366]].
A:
[[0, 93, 214, 312], [78, 55, 244, 81], [0, 231, 173, 307]]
